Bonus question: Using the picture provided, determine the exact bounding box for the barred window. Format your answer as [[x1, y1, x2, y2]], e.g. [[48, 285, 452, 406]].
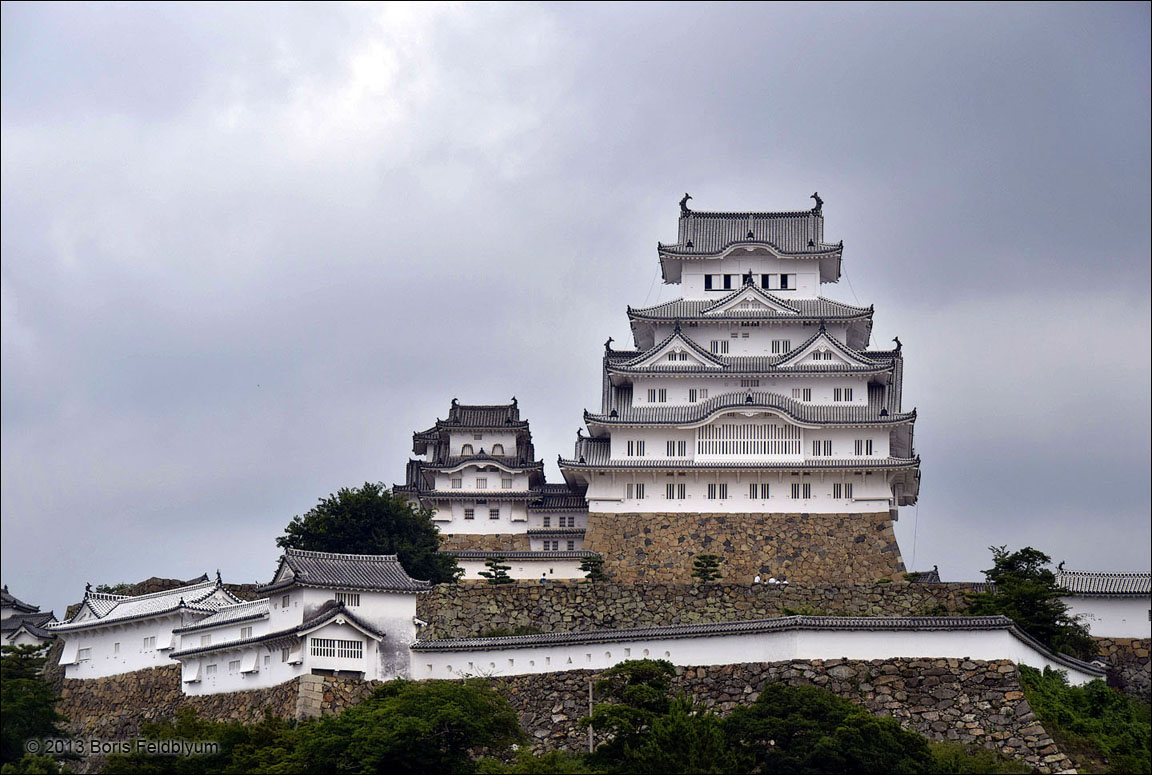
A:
[[310, 638, 363, 660], [240, 626, 253, 638], [698, 422, 800, 456], [627, 483, 646, 499], [501, 477, 513, 488], [489, 508, 500, 520], [450, 478, 462, 489], [707, 483, 728, 500], [626, 440, 646, 457], [771, 339, 792, 354], [464, 508, 475, 520], [666, 483, 687, 499], [811, 440, 832, 456], [790, 483, 812, 499], [854, 439, 874, 456], [710, 340, 730, 354], [740, 379, 760, 387], [335, 592, 360, 607], [475, 477, 487, 489]]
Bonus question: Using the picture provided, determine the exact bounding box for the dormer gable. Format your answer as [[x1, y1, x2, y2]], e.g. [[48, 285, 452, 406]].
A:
[[701, 284, 800, 316], [775, 328, 874, 368], [620, 329, 725, 370]]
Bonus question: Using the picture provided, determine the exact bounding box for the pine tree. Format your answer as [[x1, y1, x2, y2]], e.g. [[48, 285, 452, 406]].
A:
[[478, 556, 513, 585], [579, 555, 607, 582]]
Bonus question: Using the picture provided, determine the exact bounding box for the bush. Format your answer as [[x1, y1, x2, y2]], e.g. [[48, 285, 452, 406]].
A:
[[1019, 666, 1151, 774]]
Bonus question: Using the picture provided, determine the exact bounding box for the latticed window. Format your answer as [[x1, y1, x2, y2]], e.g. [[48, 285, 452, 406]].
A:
[[706, 483, 728, 500], [501, 477, 513, 488], [335, 592, 360, 607], [698, 422, 800, 456], [310, 638, 364, 659]]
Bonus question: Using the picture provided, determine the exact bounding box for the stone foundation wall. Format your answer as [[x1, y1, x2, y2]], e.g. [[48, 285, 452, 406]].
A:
[[58, 665, 300, 739], [584, 512, 905, 583], [1095, 637, 1151, 700], [490, 659, 1075, 773], [416, 582, 974, 639], [55, 658, 1075, 773], [440, 533, 532, 551]]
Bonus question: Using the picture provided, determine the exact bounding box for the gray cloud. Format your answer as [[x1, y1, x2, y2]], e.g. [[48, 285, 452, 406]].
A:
[[3, 2, 1149, 614]]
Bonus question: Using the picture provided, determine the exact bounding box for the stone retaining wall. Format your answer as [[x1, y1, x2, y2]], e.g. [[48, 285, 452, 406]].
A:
[[1095, 636, 1151, 700], [440, 533, 532, 551], [55, 658, 1075, 773], [584, 512, 905, 583], [415, 581, 975, 639], [490, 659, 1076, 773]]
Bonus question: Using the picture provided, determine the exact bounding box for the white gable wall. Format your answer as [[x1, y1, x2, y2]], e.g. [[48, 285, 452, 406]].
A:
[[58, 612, 189, 679], [1062, 596, 1151, 639]]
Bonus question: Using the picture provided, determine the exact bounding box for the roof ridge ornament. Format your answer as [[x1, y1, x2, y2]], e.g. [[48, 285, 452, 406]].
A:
[[679, 192, 692, 214], [810, 191, 823, 214], [893, 336, 902, 353], [604, 336, 614, 352]]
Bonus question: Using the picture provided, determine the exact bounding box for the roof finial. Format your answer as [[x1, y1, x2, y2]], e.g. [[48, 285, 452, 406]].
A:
[[451, 398, 458, 406], [679, 192, 693, 214], [819, 319, 827, 333], [743, 271, 754, 286], [810, 191, 823, 214], [510, 396, 517, 407], [1058, 560, 1065, 572], [576, 428, 584, 439], [215, 569, 222, 585], [604, 336, 614, 351], [84, 582, 92, 595], [892, 336, 902, 352], [673, 321, 682, 334], [745, 392, 754, 404]]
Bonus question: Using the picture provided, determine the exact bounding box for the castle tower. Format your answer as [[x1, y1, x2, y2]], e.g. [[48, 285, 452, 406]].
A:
[[395, 399, 592, 579], [559, 197, 920, 583]]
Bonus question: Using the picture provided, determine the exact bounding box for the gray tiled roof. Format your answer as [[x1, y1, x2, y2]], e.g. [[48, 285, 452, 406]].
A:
[[1, 612, 57, 640], [561, 435, 919, 471], [172, 599, 270, 634], [526, 528, 587, 538], [529, 484, 589, 512], [629, 294, 872, 322], [49, 580, 236, 631], [408, 614, 1104, 677], [1056, 570, 1151, 597], [660, 209, 838, 256], [419, 453, 544, 471], [439, 400, 527, 429], [1, 586, 39, 613], [585, 389, 914, 427], [260, 548, 431, 594], [171, 600, 383, 659], [441, 550, 598, 560], [419, 490, 538, 501]]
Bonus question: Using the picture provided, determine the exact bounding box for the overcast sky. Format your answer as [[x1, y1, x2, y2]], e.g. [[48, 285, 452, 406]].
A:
[[3, 2, 1149, 616]]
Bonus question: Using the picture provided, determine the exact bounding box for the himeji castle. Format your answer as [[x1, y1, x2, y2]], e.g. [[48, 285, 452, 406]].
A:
[[397, 195, 922, 584], [557, 195, 921, 583]]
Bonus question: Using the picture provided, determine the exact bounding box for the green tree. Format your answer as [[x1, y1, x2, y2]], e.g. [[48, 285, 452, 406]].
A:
[[478, 557, 513, 585], [277, 482, 459, 584], [579, 556, 607, 583], [967, 546, 1096, 659], [691, 554, 722, 583], [723, 683, 936, 774], [288, 679, 523, 774], [582, 659, 674, 768], [0, 645, 66, 768]]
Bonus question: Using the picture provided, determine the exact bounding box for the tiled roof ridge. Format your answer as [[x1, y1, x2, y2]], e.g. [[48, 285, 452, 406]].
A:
[[619, 329, 725, 369], [1059, 568, 1150, 578], [87, 578, 217, 604], [285, 547, 400, 563], [699, 283, 801, 315], [683, 208, 821, 219], [658, 239, 842, 256], [628, 295, 873, 319]]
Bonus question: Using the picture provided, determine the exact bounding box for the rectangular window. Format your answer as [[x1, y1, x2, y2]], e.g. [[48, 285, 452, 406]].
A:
[[771, 339, 792, 354], [205, 664, 217, 675], [542, 516, 551, 527], [114, 642, 120, 655], [781, 273, 796, 290], [696, 421, 801, 456], [281, 648, 291, 663], [501, 477, 513, 489], [464, 508, 475, 520], [334, 592, 360, 607], [201, 635, 211, 646], [666, 440, 687, 457], [724, 274, 736, 290], [790, 483, 811, 499], [760, 274, 771, 289], [626, 482, 646, 499], [730, 332, 739, 339], [760, 483, 770, 498], [281, 595, 290, 609], [229, 660, 241, 674], [854, 439, 874, 456], [668, 352, 678, 361], [264, 655, 270, 666], [811, 440, 832, 456], [647, 388, 656, 402], [834, 388, 854, 402], [706, 483, 728, 500], [740, 379, 760, 387], [704, 274, 714, 290], [658, 389, 667, 402], [475, 477, 487, 489], [626, 440, 646, 456], [240, 626, 254, 638], [143, 636, 156, 651], [845, 483, 854, 498], [489, 508, 500, 520], [710, 340, 730, 354], [78, 648, 92, 662], [567, 540, 576, 551], [833, 483, 842, 498], [665, 483, 687, 500], [792, 388, 814, 401], [473, 433, 483, 440], [310, 638, 364, 660], [450, 478, 462, 489]]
